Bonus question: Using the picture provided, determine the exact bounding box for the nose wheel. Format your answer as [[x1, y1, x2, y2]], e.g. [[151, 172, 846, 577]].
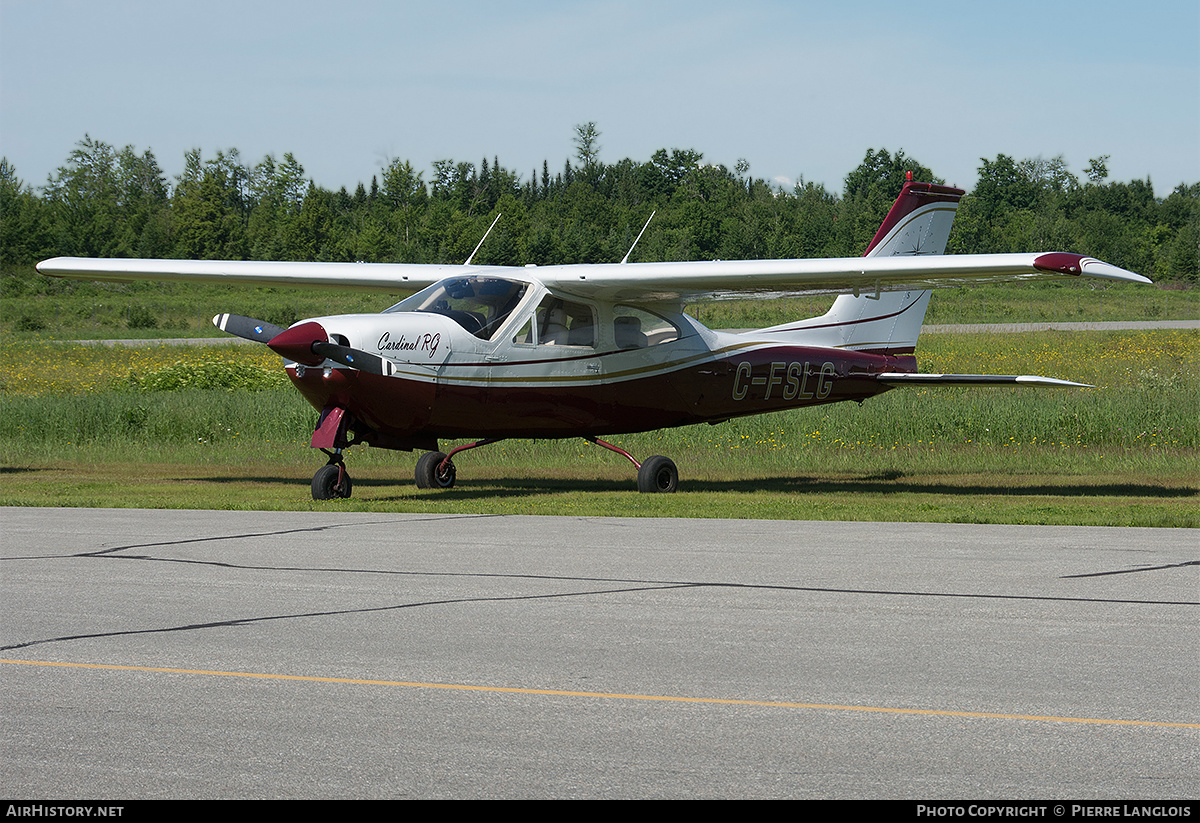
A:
[[312, 455, 353, 500]]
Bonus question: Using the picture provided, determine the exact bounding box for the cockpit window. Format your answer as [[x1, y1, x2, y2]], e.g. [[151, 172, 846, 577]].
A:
[[384, 276, 528, 340]]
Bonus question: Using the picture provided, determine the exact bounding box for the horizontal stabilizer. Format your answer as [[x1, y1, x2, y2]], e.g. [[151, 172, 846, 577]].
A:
[[877, 373, 1092, 388]]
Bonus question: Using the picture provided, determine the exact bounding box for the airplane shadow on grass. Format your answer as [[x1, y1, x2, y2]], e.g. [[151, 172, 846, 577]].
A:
[[191, 472, 1199, 501]]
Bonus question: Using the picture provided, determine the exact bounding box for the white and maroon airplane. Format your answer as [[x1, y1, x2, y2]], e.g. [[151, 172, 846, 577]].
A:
[[38, 177, 1150, 498]]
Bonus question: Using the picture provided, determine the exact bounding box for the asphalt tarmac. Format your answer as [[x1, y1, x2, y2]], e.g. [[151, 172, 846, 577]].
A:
[[2, 508, 1196, 799]]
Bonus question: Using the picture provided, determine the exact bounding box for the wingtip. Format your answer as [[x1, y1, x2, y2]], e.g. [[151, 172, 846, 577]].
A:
[[1033, 252, 1151, 285]]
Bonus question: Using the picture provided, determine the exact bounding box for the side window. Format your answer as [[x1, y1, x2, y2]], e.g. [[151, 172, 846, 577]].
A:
[[613, 306, 680, 348], [534, 296, 595, 347], [512, 317, 535, 345]]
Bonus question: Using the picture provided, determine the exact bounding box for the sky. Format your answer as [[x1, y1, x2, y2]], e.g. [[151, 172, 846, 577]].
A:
[[1, 0, 1197, 197]]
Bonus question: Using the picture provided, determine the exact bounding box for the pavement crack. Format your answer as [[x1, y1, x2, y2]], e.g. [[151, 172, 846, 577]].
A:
[[0, 583, 702, 652], [1060, 560, 1200, 579], [76, 515, 502, 557]]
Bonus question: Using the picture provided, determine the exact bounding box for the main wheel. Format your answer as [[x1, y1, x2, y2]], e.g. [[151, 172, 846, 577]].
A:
[[637, 455, 678, 493], [312, 463, 352, 500], [415, 451, 456, 489]]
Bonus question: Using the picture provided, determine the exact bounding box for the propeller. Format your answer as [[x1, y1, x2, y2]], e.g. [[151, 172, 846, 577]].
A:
[[213, 314, 395, 376], [212, 313, 286, 343], [311, 341, 397, 377]]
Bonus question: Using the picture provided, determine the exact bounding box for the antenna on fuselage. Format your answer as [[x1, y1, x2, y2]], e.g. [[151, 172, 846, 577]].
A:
[[620, 210, 656, 264], [465, 213, 502, 265]]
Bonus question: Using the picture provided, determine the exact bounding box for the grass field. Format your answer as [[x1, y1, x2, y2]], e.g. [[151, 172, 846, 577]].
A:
[[1, 327, 1195, 526]]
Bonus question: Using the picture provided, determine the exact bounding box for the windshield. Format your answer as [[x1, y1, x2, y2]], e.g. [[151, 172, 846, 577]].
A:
[[384, 276, 529, 340]]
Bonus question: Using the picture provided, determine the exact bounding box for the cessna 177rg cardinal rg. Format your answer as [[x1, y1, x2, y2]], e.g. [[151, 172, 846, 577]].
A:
[[37, 178, 1150, 498]]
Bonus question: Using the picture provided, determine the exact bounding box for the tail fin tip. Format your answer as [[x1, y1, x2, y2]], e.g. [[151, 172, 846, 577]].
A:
[[863, 180, 965, 258]]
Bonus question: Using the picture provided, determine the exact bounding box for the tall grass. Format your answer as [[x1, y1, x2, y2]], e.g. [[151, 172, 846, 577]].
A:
[[2, 332, 1195, 477]]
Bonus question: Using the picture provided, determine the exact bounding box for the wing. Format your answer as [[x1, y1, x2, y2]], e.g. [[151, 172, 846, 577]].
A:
[[37, 251, 1147, 304], [35, 257, 477, 292], [535, 252, 1150, 303]]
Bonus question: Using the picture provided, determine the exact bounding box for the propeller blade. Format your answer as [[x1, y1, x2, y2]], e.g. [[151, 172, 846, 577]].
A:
[[312, 341, 397, 377], [213, 313, 286, 343]]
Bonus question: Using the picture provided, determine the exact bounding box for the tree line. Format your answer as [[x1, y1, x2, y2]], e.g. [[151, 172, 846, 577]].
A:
[[2, 127, 1196, 284]]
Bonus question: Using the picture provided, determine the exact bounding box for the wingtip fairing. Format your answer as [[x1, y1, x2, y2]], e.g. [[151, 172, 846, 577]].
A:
[[1032, 253, 1151, 285]]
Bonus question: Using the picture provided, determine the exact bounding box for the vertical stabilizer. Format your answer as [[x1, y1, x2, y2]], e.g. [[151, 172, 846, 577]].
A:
[[863, 179, 964, 258], [761, 179, 963, 354]]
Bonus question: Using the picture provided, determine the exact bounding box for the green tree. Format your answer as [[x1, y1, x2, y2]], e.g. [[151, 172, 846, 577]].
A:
[[113, 146, 170, 257], [281, 183, 336, 261], [43, 135, 122, 256], [380, 158, 427, 257], [0, 159, 53, 265], [842, 147, 938, 202], [1019, 155, 1078, 194], [171, 148, 249, 259], [1085, 155, 1110, 184], [247, 152, 314, 259], [646, 148, 703, 200], [971, 154, 1037, 215], [574, 122, 602, 170]]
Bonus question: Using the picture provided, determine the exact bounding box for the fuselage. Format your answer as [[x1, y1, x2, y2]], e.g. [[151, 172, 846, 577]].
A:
[[281, 273, 916, 447]]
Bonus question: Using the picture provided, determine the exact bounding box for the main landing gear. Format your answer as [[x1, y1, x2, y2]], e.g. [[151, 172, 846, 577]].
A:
[[586, 437, 678, 493], [413, 439, 501, 490], [414, 450, 458, 489], [410, 437, 679, 494], [636, 454, 679, 494]]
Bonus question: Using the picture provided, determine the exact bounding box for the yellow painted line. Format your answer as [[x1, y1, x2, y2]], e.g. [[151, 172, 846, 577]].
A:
[[5, 659, 1197, 729]]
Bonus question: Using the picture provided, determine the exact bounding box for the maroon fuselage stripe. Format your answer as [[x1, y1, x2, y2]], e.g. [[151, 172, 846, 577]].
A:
[[287, 347, 917, 443]]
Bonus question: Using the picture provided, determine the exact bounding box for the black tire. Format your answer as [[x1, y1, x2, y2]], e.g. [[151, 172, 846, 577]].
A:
[[312, 464, 352, 500], [637, 455, 678, 493], [415, 451, 456, 489]]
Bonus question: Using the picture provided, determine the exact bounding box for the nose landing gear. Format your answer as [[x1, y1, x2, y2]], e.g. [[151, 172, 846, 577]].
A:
[[312, 451, 353, 500]]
